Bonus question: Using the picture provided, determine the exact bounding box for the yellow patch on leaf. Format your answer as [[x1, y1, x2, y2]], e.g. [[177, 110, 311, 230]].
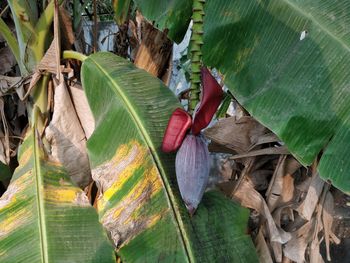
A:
[[94, 140, 153, 210], [120, 166, 163, 224], [0, 209, 32, 239], [0, 171, 32, 210], [96, 141, 167, 246], [45, 185, 90, 206], [17, 148, 33, 167]]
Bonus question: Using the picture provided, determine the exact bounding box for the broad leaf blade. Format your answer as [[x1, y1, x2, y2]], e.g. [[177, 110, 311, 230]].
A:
[[134, 0, 192, 43], [113, 0, 132, 24], [201, 0, 350, 193], [0, 131, 115, 262], [0, 17, 21, 70], [82, 52, 258, 262], [137, 0, 350, 193]]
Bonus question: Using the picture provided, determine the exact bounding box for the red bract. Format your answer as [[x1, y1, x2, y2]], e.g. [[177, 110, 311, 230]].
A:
[[191, 67, 223, 135], [162, 108, 192, 153], [162, 68, 223, 215]]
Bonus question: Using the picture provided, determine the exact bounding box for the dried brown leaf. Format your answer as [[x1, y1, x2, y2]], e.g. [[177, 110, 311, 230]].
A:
[[266, 155, 287, 211], [68, 82, 95, 139], [271, 241, 283, 263], [266, 156, 300, 211], [322, 191, 339, 261], [296, 172, 325, 221], [0, 75, 24, 96], [309, 236, 324, 263], [0, 98, 9, 164], [255, 229, 274, 263], [250, 169, 272, 191], [36, 40, 60, 76], [233, 179, 291, 244], [45, 78, 91, 188], [27, 71, 42, 99], [59, 6, 75, 50], [281, 256, 292, 263], [283, 220, 315, 263], [230, 146, 289, 160], [248, 132, 280, 151], [208, 141, 236, 154], [281, 174, 295, 204], [204, 116, 267, 153]]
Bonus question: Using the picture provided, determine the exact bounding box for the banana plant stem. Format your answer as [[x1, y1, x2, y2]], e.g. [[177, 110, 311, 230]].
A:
[[188, 0, 205, 114], [63, 50, 88, 62]]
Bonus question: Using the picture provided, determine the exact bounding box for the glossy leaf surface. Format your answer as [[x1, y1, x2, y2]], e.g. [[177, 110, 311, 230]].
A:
[[134, 0, 192, 43], [201, 0, 350, 193], [137, 0, 350, 193], [113, 0, 132, 24], [81, 52, 258, 262]]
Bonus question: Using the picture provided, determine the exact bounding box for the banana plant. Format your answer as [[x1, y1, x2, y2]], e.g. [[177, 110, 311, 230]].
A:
[[75, 51, 258, 262], [131, 0, 350, 194], [0, 1, 62, 75], [0, 123, 115, 262], [0, 2, 116, 262]]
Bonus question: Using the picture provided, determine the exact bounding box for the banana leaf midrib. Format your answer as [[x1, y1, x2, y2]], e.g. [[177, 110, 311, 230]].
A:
[[33, 129, 49, 262], [283, 0, 350, 52], [87, 56, 194, 261]]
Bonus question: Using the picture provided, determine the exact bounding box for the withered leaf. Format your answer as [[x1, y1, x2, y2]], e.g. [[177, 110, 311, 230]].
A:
[[204, 116, 267, 153], [296, 172, 325, 221], [45, 78, 91, 188], [233, 179, 291, 244], [68, 82, 95, 139]]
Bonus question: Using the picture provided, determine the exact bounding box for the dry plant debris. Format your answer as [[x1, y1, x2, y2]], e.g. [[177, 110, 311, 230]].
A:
[[206, 103, 341, 263]]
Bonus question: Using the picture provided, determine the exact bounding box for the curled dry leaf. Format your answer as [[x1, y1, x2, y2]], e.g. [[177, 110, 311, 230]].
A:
[[58, 6, 75, 50], [0, 98, 9, 165], [68, 82, 95, 139], [36, 40, 60, 77], [296, 171, 325, 221], [283, 220, 315, 263], [204, 116, 267, 153], [255, 229, 274, 263], [233, 178, 291, 244], [248, 132, 280, 151], [175, 134, 210, 214], [210, 107, 341, 261], [134, 18, 173, 79], [45, 78, 91, 188], [0, 75, 27, 98], [309, 237, 324, 263], [230, 146, 290, 160], [266, 156, 301, 211], [322, 192, 340, 261]]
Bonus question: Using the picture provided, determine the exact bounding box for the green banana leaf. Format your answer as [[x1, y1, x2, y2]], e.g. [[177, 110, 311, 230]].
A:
[[136, 0, 350, 193], [81, 52, 258, 262], [0, 130, 115, 263], [113, 0, 132, 24], [133, 0, 192, 43], [4, 0, 61, 74]]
